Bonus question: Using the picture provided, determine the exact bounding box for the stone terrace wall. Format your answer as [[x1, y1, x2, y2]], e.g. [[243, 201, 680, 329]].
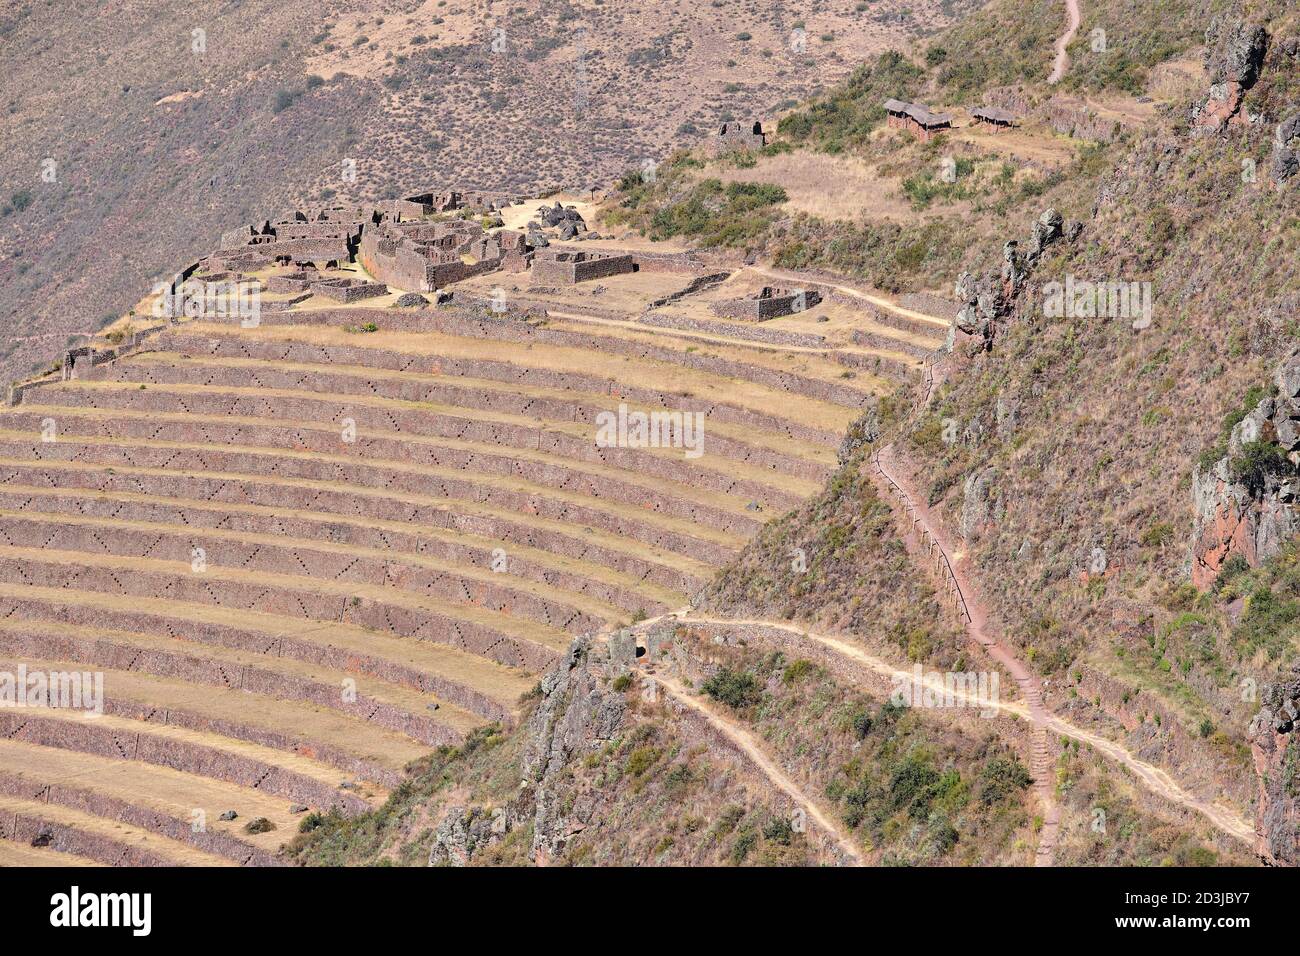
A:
[[3, 401, 783, 531], [0, 771, 279, 865], [155, 330, 844, 448], [0, 513, 606, 638], [0, 487, 658, 618], [0, 590, 514, 725], [0, 811, 183, 867], [637, 310, 828, 348], [0, 613, 457, 748], [84, 359, 829, 485], [0, 550, 561, 672], [191, 306, 875, 409], [0, 710, 369, 813]]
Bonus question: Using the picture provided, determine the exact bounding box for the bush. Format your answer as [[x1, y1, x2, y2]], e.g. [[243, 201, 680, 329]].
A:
[[1229, 441, 1293, 498], [782, 659, 816, 684], [976, 756, 1032, 806], [244, 817, 277, 834], [272, 89, 298, 113], [701, 668, 762, 709]]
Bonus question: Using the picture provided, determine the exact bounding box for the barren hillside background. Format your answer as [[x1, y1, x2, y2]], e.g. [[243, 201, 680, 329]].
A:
[[0, 0, 976, 384]]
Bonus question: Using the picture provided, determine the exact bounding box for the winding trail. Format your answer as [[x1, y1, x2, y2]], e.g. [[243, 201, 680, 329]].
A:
[[1049, 0, 1082, 84], [655, 440, 1255, 860], [650, 670, 867, 865], [671, 612, 1256, 851], [869, 444, 1061, 865], [868, 443, 1252, 850]]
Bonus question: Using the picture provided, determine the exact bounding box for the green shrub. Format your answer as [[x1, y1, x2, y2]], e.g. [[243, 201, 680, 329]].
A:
[[976, 756, 1032, 806], [1229, 441, 1292, 497], [700, 668, 762, 709], [782, 659, 816, 684]]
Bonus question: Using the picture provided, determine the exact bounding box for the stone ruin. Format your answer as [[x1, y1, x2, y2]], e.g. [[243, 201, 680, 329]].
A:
[[711, 286, 822, 322], [713, 120, 768, 154], [530, 249, 635, 285], [358, 217, 529, 292]]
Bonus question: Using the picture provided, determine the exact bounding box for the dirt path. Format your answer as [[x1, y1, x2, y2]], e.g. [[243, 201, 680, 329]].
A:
[[867, 443, 1254, 852], [869, 444, 1060, 864], [1049, 0, 1082, 84], [670, 611, 1256, 851], [650, 669, 867, 865], [745, 265, 950, 330]]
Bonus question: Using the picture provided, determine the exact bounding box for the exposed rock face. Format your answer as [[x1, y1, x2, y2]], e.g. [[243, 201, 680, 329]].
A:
[[950, 208, 1079, 354], [1271, 114, 1300, 184], [836, 406, 880, 466], [1191, 17, 1268, 131], [960, 466, 1001, 541], [427, 638, 628, 866], [1190, 351, 1300, 588], [1249, 665, 1300, 864]]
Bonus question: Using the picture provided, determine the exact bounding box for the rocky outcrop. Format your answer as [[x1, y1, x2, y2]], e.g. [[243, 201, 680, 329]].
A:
[[1190, 17, 1268, 132], [960, 466, 1001, 541], [1248, 664, 1300, 864], [426, 638, 629, 866], [1271, 113, 1300, 185], [1190, 352, 1300, 588], [951, 208, 1080, 354]]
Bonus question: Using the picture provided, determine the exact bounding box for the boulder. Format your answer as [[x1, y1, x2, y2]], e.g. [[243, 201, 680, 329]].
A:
[[393, 292, 430, 308], [607, 629, 637, 665]]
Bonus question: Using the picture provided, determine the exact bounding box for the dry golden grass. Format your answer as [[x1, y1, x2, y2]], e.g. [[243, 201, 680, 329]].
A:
[[0, 479, 686, 610], [0, 545, 575, 656], [34, 377, 820, 501], [0, 840, 102, 867], [0, 736, 301, 857], [0, 612, 481, 737], [0, 657, 417, 784], [184, 321, 864, 432], [0, 792, 233, 866], [129, 350, 838, 465], [0, 581, 535, 707]]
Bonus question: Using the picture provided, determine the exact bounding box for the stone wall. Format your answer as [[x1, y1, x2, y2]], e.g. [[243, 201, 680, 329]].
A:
[[0, 709, 370, 813], [531, 250, 635, 285], [0, 771, 280, 865], [155, 329, 843, 448]]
